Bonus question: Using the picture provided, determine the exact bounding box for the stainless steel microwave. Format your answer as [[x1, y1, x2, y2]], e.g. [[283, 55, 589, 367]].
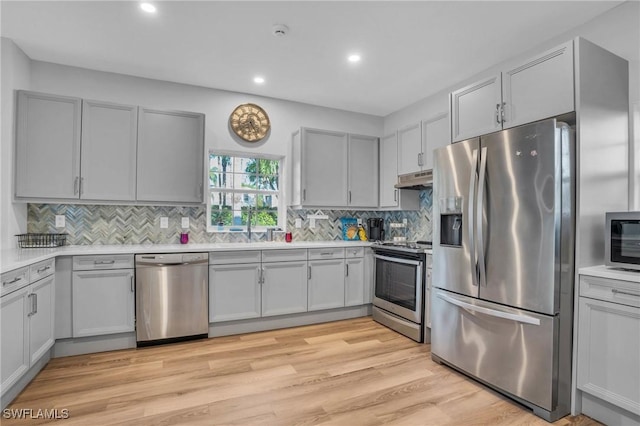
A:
[[605, 211, 640, 270]]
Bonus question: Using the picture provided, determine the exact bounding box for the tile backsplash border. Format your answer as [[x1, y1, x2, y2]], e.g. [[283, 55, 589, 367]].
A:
[[26, 189, 432, 246]]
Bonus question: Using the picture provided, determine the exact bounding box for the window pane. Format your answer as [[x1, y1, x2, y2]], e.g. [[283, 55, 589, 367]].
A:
[[258, 175, 278, 191], [209, 172, 234, 189], [255, 210, 278, 227], [256, 194, 278, 209], [235, 173, 258, 190], [258, 159, 279, 175]]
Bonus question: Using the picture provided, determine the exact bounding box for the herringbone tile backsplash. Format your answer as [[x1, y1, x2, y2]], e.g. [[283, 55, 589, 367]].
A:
[[27, 189, 432, 245]]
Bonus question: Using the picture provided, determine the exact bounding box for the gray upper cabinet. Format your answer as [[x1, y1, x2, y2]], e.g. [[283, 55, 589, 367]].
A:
[[81, 100, 138, 201], [451, 74, 503, 143], [136, 108, 205, 204], [291, 127, 379, 208], [422, 113, 450, 171], [451, 41, 574, 142], [347, 134, 378, 208], [397, 122, 422, 176], [15, 91, 81, 200], [378, 132, 419, 211]]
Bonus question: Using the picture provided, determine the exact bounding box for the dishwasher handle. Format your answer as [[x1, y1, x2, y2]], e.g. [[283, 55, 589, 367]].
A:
[[135, 253, 208, 267]]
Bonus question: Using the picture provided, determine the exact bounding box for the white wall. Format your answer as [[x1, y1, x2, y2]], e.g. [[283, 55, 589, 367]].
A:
[[1, 38, 30, 250]]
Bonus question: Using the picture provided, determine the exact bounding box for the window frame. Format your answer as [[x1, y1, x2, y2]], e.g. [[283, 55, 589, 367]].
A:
[[206, 151, 285, 233]]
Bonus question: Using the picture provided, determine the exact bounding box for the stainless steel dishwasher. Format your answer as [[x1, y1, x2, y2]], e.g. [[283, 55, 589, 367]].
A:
[[135, 253, 208, 346]]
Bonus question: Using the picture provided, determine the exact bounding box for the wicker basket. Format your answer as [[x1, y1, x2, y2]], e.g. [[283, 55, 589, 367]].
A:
[[16, 233, 67, 248]]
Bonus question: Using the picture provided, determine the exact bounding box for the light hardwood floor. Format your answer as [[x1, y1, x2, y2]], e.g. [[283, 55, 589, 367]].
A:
[[6, 318, 600, 425]]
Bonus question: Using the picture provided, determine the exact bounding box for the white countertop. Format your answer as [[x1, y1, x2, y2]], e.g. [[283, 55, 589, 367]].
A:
[[579, 265, 640, 283], [0, 241, 372, 274]]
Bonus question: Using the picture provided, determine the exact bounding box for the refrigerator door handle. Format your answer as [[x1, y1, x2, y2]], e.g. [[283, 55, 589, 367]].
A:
[[468, 149, 478, 287], [437, 292, 541, 326], [477, 146, 488, 287]]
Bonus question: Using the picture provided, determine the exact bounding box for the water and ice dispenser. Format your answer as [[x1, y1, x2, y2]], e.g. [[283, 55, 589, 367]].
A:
[[439, 197, 463, 247]]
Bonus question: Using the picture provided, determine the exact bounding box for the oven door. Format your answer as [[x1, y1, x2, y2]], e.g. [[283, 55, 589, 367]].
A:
[[373, 253, 423, 323]]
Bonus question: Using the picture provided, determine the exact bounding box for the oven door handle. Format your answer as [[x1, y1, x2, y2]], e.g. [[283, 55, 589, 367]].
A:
[[374, 254, 423, 267]]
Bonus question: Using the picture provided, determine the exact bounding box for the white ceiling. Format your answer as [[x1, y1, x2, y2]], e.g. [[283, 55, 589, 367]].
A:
[[0, 1, 624, 116]]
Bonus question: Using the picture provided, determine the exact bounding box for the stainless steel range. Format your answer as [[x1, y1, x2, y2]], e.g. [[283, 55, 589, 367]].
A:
[[372, 240, 431, 342]]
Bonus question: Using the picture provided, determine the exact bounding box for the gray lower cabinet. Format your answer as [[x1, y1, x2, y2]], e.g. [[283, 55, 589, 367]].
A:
[[308, 259, 345, 311], [345, 257, 365, 306], [136, 108, 205, 204], [209, 263, 261, 322], [1, 286, 30, 394], [577, 273, 640, 420], [1, 262, 55, 397], [262, 261, 308, 317], [72, 258, 135, 337]]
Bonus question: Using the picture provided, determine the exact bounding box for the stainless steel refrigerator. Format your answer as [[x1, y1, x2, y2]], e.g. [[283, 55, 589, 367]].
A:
[[431, 118, 575, 422]]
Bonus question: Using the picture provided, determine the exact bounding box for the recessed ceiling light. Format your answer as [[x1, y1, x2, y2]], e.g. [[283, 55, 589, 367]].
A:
[[348, 54, 361, 63], [254, 76, 265, 84], [140, 3, 156, 13]]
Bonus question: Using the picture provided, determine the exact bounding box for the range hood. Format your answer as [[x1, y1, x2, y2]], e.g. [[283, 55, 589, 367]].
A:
[[394, 170, 433, 190]]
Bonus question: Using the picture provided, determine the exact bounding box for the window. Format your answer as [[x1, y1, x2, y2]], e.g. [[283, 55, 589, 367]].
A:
[[207, 153, 283, 232]]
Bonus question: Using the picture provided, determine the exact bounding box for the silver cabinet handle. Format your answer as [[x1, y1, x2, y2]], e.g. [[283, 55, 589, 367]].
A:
[[259, 267, 265, 285], [27, 294, 34, 316], [320, 252, 334, 256], [495, 104, 501, 125], [37, 265, 51, 273], [74, 176, 79, 195], [612, 288, 640, 297], [303, 189, 306, 201], [130, 275, 134, 292], [94, 260, 116, 265], [308, 266, 312, 280], [394, 189, 398, 202], [33, 293, 37, 315], [346, 263, 349, 277], [3, 276, 22, 286], [349, 191, 352, 204], [500, 102, 506, 123]]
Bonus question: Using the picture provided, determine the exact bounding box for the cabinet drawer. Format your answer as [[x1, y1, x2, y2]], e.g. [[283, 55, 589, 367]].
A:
[[209, 251, 261, 265], [73, 255, 134, 271], [308, 248, 345, 260], [29, 259, 55, 282], [580, 275, 640, 308], [345, 247, 364, 259], [261, 249, 307, 263], [1, 267, 30, 297]]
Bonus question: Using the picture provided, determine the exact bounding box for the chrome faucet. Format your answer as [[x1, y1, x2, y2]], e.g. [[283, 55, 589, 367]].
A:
[[247, 206, 253, 241]]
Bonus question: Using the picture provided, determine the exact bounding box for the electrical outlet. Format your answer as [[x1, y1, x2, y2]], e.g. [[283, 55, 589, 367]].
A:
[[403, 218, 408, 225], [295, 218, 302, 228], [310, 218, 316, 229], [160, 217, 169, 229], [55, 215, 65, 228], [357, 218, 362, 226], [181, 217, 189, 228]]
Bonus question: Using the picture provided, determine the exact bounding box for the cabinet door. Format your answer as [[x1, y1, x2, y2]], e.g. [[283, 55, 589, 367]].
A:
[[0, 287, 30, 394], [301, 128, 348, 206], [15, 91, 81, 199], [422, 113, 449, 171], [209, 263, 261, 322], [262, 261, 308, 317], [308, 259, 345, 311], [379, 133, 399, 208], [72, 269, 135, 337], [345, 258, 365, 306], [577, 297, 640, 416], [137, 108, 204, 203], [502, 41, 574, 129], [425, 268, 432, 329], [29, 276, 55, 365], [348, 135, 379, 208], [451, 74, 502, 142], [397, 122, 422, 175], [81, 100, 138, 201]]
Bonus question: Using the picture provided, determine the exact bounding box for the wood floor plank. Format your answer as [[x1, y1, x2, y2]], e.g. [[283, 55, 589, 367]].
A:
[[5, 318, 602, 426]]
